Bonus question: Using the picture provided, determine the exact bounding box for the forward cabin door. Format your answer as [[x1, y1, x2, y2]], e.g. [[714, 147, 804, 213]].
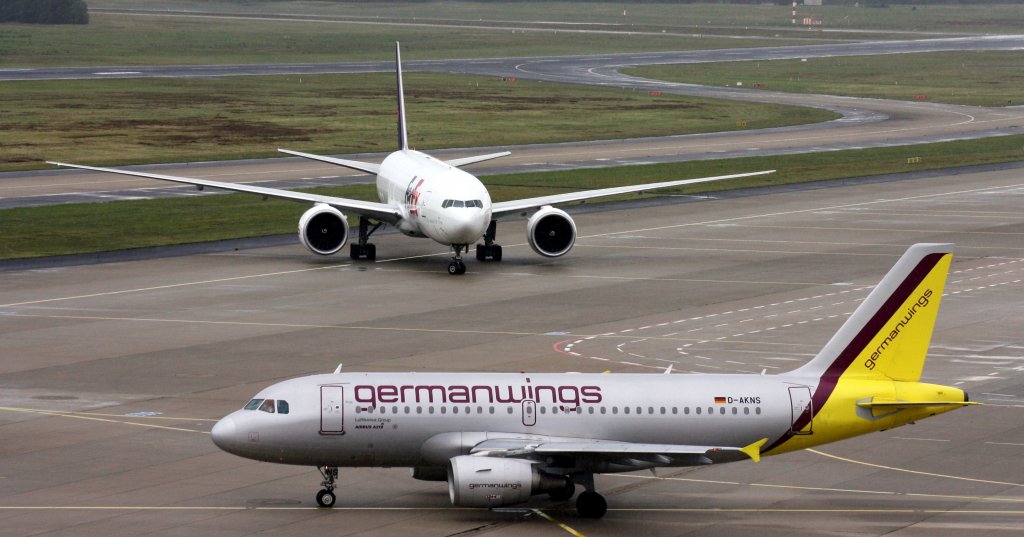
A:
[[788, 386, 813, 435], [320, 385, 345, 435]]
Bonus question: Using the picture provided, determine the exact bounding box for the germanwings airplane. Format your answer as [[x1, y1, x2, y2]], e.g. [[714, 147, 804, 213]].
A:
[[210, 243, 975, 518], [49, 43, 773, 274]]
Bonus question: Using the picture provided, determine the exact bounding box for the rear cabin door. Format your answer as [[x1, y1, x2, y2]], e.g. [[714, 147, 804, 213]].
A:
[[788, 386, 813, 435], [320, 385, 345, 435]]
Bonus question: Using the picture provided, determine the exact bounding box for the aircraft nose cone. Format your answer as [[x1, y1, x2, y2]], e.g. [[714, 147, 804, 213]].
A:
[[447, 213, 487, 243], [211, 416, 237, 451]]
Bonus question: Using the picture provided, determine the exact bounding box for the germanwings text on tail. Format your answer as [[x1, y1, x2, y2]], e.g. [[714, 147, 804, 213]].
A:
[[210, 243, 976, 518], [49, 43, 773, 275]]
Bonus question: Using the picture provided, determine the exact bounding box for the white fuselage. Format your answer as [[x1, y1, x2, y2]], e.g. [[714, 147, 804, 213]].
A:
[[211, 372, 816, 469], [376, 150, 492, 246]]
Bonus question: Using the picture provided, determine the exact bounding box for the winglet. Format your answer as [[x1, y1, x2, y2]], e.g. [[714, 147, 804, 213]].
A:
[[740, 438, 768, 462], [395, 42, 409, 151]]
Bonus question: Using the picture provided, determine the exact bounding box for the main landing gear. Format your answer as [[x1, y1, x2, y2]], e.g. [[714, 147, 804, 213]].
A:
[[448, 244, 467, 275], [350, 217, 380, 261], [315, 466, 338, 508], [475, 220, 502, 262], [573, 473, 607, 519]]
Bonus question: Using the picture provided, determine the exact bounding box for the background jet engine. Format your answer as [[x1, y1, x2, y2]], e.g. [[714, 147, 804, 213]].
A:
[[447, 455, 571, 508], [526, 206, 577, 257], [298, 204, 349, 255]]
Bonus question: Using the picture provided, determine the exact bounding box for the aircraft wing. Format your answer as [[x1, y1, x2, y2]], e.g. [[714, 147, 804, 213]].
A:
[[444, 151, 511, 168], [490, 169, 775, 218], [277, 149, 381, 175], [471, 437, 766, 467], [47, 162, 403, 224]]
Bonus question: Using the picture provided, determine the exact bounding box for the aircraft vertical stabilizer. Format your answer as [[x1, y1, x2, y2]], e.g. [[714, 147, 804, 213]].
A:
[[792, 243, 953, 383], [395, 42, 409, 151]]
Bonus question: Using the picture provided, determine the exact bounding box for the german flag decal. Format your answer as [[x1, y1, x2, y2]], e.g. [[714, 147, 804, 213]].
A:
[[714, 396, 727, 404]]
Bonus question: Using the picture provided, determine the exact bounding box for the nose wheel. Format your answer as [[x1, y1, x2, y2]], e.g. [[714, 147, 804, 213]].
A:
[[316, 466, 338, 508], [448, 244, 468, 275]]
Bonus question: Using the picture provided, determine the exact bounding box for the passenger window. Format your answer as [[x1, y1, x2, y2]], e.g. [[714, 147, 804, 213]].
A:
[[507, 407, 513, 414], [453, 406, 459, 414], [732, 407, 737, 415], [756, 407, 762, 415], [259, 399, 275, 413], [600, 407, 607, 415], [684, 407, 690, 415], [624, 407, 630, 415], [720, 407, 726, 415], [540, 407, 547, 414], [696, 407, 702, 415], [244, 399, 262, 411], [612, 407, 618, 415], [588, 407, 595, 415], [277, 400, 289, 414], [744, 407, 750, 415]]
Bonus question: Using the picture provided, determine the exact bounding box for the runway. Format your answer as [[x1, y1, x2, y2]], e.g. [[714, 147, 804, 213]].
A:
[[1, 166, 1021, 536]]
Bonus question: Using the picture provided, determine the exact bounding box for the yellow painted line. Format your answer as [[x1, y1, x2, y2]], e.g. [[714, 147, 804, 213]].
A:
[[531, 509, 587, 537], [808, 449, 1024, 488], [605, 508, 1024, 515], [615, 474, 1024, 504], [0, 406, 210, 435]]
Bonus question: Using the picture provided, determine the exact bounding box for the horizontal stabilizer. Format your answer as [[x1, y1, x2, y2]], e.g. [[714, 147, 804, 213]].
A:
[[444, 151, 511, 168], [278, 149, 381, 175], [857, 399, 980, 409]]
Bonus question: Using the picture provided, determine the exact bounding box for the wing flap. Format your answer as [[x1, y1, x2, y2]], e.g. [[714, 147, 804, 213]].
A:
[[471, 436, 767, 466], [491, 169, 775, 217]]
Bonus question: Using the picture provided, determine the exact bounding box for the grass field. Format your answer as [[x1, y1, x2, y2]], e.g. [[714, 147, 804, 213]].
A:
[[627, 50, 1024, 107], [0, 11, 818, 68], [88, 1, 1024, 35], [0, 73, 837, 171], [3, 134, 1022, 260]]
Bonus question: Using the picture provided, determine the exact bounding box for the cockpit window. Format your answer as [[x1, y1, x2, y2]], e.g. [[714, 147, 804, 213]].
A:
[[244, 399, 263, 411], [441, 199, 483, 209], [277, 400, 290, 414], [258, 399, 276, 413]]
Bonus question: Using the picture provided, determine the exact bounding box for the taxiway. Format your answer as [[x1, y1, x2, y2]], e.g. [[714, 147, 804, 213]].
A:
[[1, 165, 1021, 536]]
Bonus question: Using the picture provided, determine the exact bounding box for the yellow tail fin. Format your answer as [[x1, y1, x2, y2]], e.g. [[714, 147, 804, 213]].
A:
[[793, 244, 952, 383]]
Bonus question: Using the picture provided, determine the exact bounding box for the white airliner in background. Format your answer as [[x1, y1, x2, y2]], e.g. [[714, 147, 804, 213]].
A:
[[211, 244, 975, 518], [50, 43, 774, 274]]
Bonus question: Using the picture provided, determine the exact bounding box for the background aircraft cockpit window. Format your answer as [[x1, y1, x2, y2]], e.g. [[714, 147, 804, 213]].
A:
[[259, 399, 276, 413], [453, 200, 465, 208], [277, 400, 289, 414], [244, 399, 263, 411]]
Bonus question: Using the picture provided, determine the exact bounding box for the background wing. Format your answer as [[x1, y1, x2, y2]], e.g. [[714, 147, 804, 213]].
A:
[[491, 169, 775, 217], [48, 161, 402, 224]]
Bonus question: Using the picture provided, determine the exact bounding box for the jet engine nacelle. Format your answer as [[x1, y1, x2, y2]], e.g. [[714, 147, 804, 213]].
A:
[[298, 204, 349, 255], [526, 206, 576, 257], [447, 455, 571, 508]]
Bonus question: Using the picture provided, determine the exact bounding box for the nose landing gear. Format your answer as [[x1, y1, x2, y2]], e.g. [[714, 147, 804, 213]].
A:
[[448, 244, 468, 275], [316, 466, 338, 507]]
